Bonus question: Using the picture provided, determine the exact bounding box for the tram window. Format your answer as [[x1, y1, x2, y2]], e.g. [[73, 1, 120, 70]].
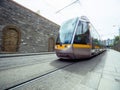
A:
[[83, 22, 88, 34], [93, 39, 99, 45], [74, 21, 89, 44], [76, 21, 83, 35], [90, 24, 100, 46], [74, 21, 82, 44]]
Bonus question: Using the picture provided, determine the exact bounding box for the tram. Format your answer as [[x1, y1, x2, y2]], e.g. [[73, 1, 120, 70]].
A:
[[55, 16, 104, 59]]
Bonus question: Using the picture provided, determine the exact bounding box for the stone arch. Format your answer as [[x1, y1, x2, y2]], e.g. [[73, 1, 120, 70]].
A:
[[1, 25, 21, 53], [48, 37, 55, 52]]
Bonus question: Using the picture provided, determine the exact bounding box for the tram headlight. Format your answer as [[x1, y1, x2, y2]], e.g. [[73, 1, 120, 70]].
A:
[[66, 45, 71, 48], [55, 45, 71, 50]]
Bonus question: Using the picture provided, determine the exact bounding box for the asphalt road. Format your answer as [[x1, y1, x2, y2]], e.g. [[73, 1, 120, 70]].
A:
[[0, 49, 120, 90]]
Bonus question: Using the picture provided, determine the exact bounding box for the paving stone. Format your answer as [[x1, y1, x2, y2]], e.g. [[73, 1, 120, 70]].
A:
[[98, 78, 120, 90]]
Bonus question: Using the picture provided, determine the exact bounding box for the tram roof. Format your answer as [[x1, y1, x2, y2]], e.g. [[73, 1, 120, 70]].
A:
[[78, 16, 90, 23]]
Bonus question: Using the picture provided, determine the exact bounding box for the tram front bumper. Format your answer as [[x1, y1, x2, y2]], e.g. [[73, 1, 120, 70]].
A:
[[55, 48, 74, 59]]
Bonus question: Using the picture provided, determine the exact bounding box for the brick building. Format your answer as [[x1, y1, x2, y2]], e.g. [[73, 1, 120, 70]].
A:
[[0, 0, 60, 53]]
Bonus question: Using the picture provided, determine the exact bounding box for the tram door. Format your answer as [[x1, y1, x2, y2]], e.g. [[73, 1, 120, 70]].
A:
[[48, 37, 55, 52], [2, 27, 20, 52]]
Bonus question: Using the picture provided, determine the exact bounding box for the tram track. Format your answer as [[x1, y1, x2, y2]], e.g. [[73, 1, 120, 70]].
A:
[[5, 61, 76, 90]]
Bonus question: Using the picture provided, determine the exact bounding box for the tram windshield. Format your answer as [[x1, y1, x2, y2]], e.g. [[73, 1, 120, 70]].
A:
[[56, 17, 78, 44]]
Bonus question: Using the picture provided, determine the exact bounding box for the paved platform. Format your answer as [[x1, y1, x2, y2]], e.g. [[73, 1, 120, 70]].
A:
[[0, 49, 120, 90], [97, 49, 120, 90]]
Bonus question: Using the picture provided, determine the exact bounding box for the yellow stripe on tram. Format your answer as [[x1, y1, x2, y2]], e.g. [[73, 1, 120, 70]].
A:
[[73, 44, 92, 49], [95, 45, 100, 49]]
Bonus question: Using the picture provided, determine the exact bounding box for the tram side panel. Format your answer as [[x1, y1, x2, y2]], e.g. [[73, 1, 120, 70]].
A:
[[72, 21, 92, 59], [89, 23, 101, 55], [72, 44, 92, 59]]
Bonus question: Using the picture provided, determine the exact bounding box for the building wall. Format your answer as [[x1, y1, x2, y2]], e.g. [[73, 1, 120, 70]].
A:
[[0, 0, 60, 53]]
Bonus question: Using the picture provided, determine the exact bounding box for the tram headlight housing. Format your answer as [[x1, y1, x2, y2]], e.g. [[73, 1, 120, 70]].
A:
[[55, 45, 71, 50]]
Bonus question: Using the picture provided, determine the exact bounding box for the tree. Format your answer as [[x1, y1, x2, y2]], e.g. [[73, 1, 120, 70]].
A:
[[114, 36, 120, 45]]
